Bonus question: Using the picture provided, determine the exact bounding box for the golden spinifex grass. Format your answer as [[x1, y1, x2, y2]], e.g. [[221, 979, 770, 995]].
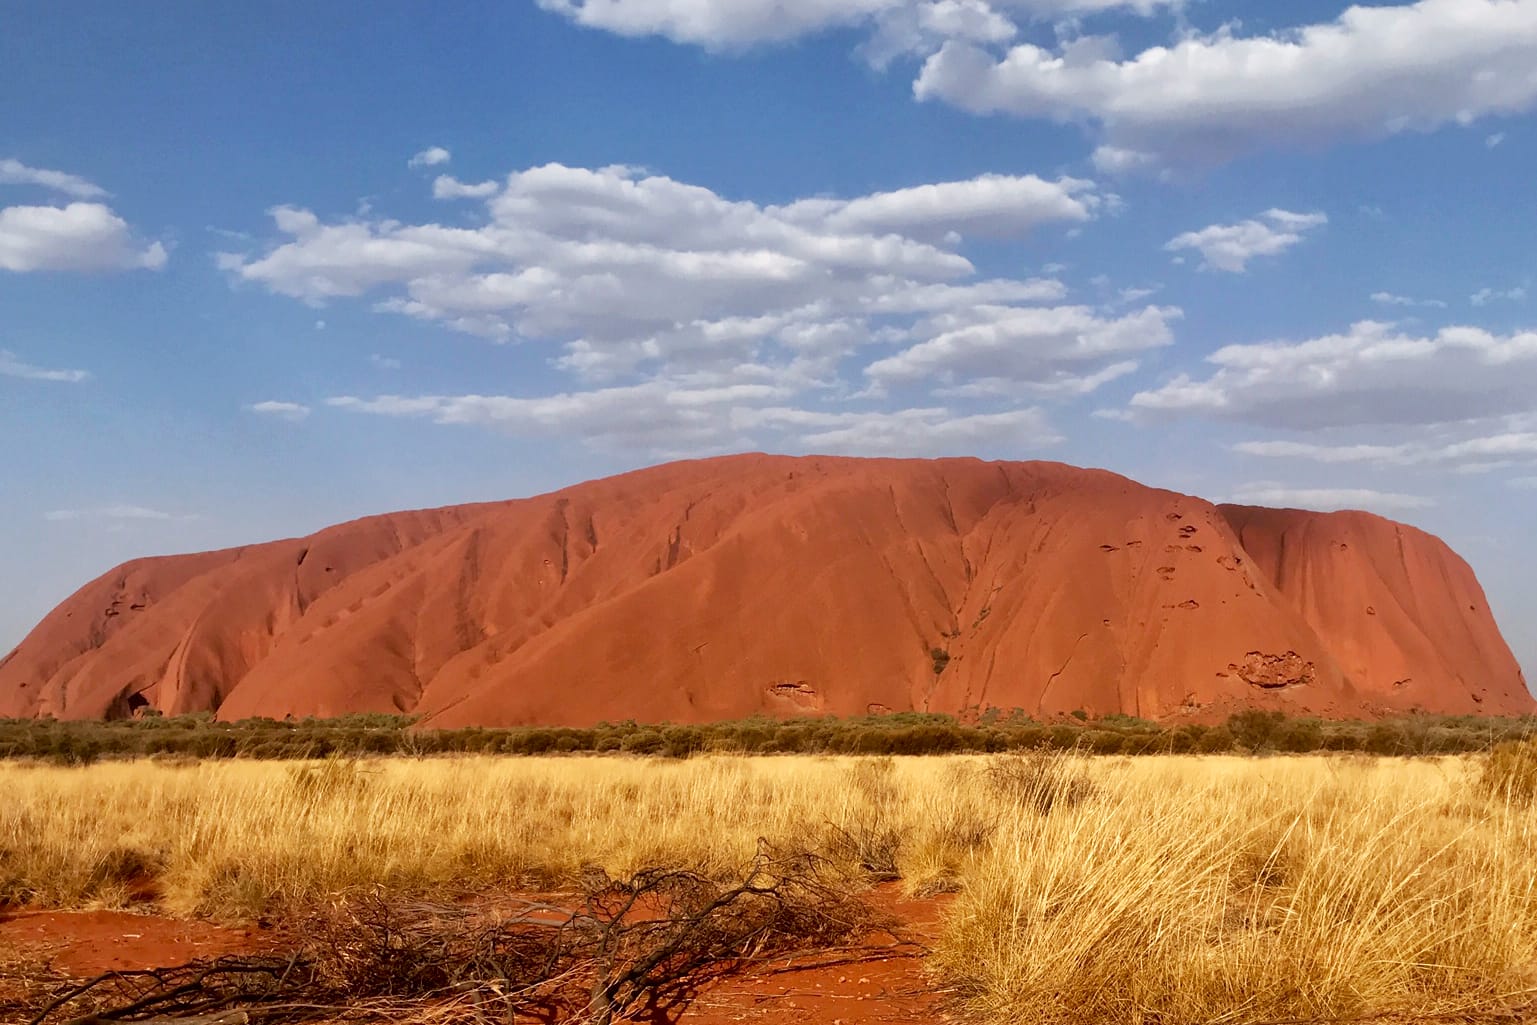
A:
[[3, 752, 1536, 1024], [937, 756, 1537, 1024], [1, 755, 963, 916]]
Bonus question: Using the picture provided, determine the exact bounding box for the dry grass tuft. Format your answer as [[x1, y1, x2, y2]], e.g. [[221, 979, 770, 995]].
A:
[[936, 756, 1537, 1024], [980, 746, 1097, 814], [1481, 738, 1537, 805]]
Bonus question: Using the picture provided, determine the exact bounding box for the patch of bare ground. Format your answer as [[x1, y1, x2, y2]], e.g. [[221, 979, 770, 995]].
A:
[[0, 911, 283, 1025], [675, 886, 949, 1025], [0, 910, 279, 976], [1, 852, 950, 1025]]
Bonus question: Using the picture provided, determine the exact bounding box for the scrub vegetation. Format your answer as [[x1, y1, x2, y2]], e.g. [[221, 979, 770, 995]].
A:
[[2, 708, 1533, 762]]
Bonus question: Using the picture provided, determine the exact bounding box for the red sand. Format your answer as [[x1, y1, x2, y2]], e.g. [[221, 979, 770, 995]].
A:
[[677, 887, 949, 1025], [0, 910, 276, 976], [0, 454, 1527, 723]]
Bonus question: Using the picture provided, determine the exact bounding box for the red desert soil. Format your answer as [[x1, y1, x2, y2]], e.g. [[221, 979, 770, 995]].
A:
[[676, 888, 949, 1025], [1, 889, 950, 1025], [0, 909, 277, 976], [0, 454, 1527, 723]]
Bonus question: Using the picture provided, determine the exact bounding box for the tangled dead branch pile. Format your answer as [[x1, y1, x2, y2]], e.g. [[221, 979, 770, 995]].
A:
[[19, 845, 882, 1025]]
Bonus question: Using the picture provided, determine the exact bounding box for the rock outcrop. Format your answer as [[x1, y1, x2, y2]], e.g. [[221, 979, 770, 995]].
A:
[[1, 455, 1527, 724]]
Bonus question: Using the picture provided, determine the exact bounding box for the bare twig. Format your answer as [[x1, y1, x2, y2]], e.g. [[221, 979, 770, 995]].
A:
[[20, 842, 882, 1025]]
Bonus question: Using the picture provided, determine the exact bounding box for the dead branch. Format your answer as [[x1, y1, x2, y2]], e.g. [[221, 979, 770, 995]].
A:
[[19, 842, 883, 1025]]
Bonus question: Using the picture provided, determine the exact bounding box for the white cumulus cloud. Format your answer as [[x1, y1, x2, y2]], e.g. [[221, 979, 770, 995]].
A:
[[433, 175, 500, 200], [860, 1, 1018, 69], [538, 0, 1179, 51], [916, 0, 1537, 169], [0, 202, 167, 273], [408, 146, 452, 168], [231, 160, 1165, 458], [779, 172, 1106, 240], [1128, 321, 1537, 430], [221, 163, 1125, 394], [865, 303, 1178, 392], [1165, 209, 1326, 273]]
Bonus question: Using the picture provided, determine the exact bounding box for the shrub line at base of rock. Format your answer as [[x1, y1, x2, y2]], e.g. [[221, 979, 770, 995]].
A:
[[3, 709, 1535, 764]]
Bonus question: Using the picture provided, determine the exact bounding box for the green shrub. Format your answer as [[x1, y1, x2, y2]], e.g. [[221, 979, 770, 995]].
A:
[[1273, 718, 1324, 753], [619, 730, 666, 755], [1229, 710, 1287, 751], [1195, 725, 1234, 753], [49, 734, 102, 766], [661, 726, 704, 758], [2, 710, 1535, 762], [1364, 721, 1408, 756], [1082, 730, 1126, 755]]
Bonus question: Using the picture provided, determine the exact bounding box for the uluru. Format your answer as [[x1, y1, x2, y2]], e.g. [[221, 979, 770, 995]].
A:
[[0, 454, 1528, 725]]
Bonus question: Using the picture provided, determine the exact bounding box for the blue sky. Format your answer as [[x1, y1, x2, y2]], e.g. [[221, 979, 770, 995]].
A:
[[3, 0, 1534, 680]]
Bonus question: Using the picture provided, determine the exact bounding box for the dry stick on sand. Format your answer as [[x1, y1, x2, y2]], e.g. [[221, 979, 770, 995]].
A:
[[24, 844, 886, 1025]]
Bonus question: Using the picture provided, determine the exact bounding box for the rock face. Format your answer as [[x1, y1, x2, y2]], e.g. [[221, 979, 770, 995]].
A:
[[0, 455, 1528, 724]]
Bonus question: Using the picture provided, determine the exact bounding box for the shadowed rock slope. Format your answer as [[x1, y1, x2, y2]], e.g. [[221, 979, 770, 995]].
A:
[[1, 455, 1528, 724]]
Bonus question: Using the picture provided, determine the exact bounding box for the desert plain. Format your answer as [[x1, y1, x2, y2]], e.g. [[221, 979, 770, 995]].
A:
[[3, 457, 1535, 1024]]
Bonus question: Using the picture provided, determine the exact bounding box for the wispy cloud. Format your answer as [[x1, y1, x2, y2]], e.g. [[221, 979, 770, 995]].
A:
[[433, 175, 499, 200], [1233, 431, 1537, 471], [0, 349, 89, 382], [45, 504, 177, 523], [248, 400, 311, 421], [0, 158, 108, 199], [1370, 291, 1446, 309], [1471, 285, 1527, 306], [1225, 483, 1434, 514], [206, 225, 252, 242]]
